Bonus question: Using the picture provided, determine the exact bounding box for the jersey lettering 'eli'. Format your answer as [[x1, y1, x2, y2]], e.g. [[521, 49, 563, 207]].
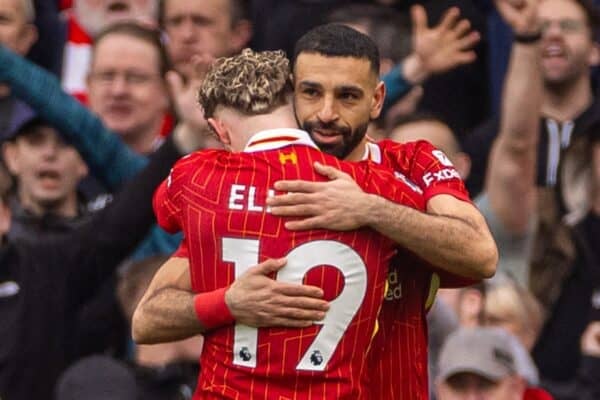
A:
[[227, 184, 275, 212]]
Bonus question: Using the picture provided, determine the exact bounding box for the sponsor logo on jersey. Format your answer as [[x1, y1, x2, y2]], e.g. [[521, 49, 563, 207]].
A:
[[423, 168, 461, 187], [432, 150, 454, 167], [394, 171, 423, 194], [279, 151, 298, 165], [384, 270, 402, 301]]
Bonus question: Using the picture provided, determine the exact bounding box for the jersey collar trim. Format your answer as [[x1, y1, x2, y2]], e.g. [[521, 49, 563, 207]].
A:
[[362, 142, 382, 163], [244, 128, 319, 153]]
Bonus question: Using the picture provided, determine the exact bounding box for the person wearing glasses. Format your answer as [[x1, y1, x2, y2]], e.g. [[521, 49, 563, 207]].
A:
[[462, 0, 600, 391]]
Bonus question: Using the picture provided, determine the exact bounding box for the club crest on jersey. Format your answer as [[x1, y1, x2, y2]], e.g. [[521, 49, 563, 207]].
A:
[[279, 151, 298, 165], [239, 346, 252, 362], [432, 150, 454, 167], [394, 171, 423, 194], [310, 350, 324, 366]]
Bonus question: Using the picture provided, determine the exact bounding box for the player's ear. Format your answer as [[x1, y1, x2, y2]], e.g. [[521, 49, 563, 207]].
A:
[[208, 118, 231, 147]]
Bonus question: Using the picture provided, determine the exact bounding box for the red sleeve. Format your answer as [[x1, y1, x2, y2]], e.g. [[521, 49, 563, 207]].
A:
[[435, 269, 479, 288], [153, 178, 181, 234], [378, 139, 471, 204], [377, 140, 477, 288], [152, 154, 197, 234]]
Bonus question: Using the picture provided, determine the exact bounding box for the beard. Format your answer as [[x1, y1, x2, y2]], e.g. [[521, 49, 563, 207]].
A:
[[298, 118, 369, 160]]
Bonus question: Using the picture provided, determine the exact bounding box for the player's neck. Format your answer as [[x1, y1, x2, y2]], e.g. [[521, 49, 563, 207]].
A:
[[344, 137, 369, 162], [235, 109, 299, 151]]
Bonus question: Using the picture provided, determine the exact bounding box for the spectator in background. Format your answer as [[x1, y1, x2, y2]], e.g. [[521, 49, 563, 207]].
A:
[[117, 255, 201, 399], [57, 255, 202, 400], [87, 23, 170, 154], [63, 0, 158, 101], [435, 327, 552, 400], [375, 0, 491, 137], [483, 279, 546, 352], [56, 355, 138, 400], [158, 0, 252, 80], [1, 115, 89, 239], [530, 123, 600, 390], [0, 118, 198, 399], [388, 113, 472, 179], [465, 0, 600, 388], [0, 0, 37, 140], [328, 3, 481, 139], [465, 0, 600, 199], [0, 23, 182, 261]]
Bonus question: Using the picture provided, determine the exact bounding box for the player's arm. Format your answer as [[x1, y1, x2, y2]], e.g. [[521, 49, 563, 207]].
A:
[[132, 256, 329, 344], [360, 192, 497, 279], [485, 0, 542, 234], [268, 162, 497, 280], [132, 257, 202, 344]]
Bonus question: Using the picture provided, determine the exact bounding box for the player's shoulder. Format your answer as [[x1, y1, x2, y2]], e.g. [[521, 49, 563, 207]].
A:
[[376, 138, 437, 154], [172, 149, 227, 172]]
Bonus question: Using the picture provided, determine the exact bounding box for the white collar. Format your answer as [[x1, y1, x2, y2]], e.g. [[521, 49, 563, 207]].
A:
[[361, 141, 382, 163], [244, 128, 319, 153]]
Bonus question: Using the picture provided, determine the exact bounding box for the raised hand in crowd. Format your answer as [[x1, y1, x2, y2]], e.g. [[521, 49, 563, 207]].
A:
[[402, 5, 481, 85], [495, 0, 541, 35], [168, 53, 221, 153]]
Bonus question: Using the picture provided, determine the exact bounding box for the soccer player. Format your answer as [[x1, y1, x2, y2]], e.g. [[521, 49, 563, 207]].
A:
[[135, 25, 498, 399], [265, 23, 498, 399], [142, 49, 426, 399]]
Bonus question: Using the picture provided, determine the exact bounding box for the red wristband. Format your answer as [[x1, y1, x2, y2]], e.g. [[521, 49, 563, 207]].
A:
[[193, 288, 235, 330]]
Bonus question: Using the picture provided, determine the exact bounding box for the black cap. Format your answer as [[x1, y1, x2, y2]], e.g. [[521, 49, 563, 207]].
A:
[[2, 101, 40, 141]]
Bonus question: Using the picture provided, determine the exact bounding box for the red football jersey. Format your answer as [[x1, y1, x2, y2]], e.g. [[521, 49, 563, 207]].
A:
[[154, 130, 426, 399], [362, 139, 472, 400]]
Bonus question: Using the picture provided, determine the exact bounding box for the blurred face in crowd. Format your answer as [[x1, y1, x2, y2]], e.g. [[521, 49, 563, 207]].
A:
[[293, 53, 385, 161], [2, 125, 88, 217], [87, 32, 169, 152], [162, 0, 250, 78], [0, 0, 37, 55], [538, 0, 600, 87], [389, 119, 471, 179], [75, 0, 158, 37], [436, 372, 525, 400]]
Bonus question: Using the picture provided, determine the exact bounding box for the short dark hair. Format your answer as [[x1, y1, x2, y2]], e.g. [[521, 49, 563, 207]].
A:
[[293, 23, 380, 75], [92, 22, 172, 78], [158, 0, 249, 29], [328, 4, 411, 63]]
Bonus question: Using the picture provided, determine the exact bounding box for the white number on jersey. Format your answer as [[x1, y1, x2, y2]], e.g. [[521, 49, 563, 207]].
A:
[[222, 238, 367, 371]]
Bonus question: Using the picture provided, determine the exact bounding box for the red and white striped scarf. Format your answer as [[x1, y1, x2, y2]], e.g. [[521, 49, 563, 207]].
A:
[[62, 13, 92, 104]]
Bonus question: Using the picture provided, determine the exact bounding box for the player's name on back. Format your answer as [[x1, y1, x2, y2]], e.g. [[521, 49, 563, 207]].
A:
[[228, 184, 276, 213]]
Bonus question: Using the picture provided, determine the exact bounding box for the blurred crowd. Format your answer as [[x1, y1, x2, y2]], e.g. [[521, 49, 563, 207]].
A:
[[0, 0, 599, 399]]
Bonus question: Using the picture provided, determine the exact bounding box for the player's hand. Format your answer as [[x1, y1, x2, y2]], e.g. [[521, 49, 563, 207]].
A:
[[267, 162, 371, 231], [581, 321, 600, 357], [494, 0, 540, 36], [225, 258, 330, 328], [405, 5, 479, 83]]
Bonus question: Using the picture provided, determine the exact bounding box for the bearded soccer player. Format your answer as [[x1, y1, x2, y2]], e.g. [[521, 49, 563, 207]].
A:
[[142, 49, 427, 399], [263, 24, 497, 400]]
